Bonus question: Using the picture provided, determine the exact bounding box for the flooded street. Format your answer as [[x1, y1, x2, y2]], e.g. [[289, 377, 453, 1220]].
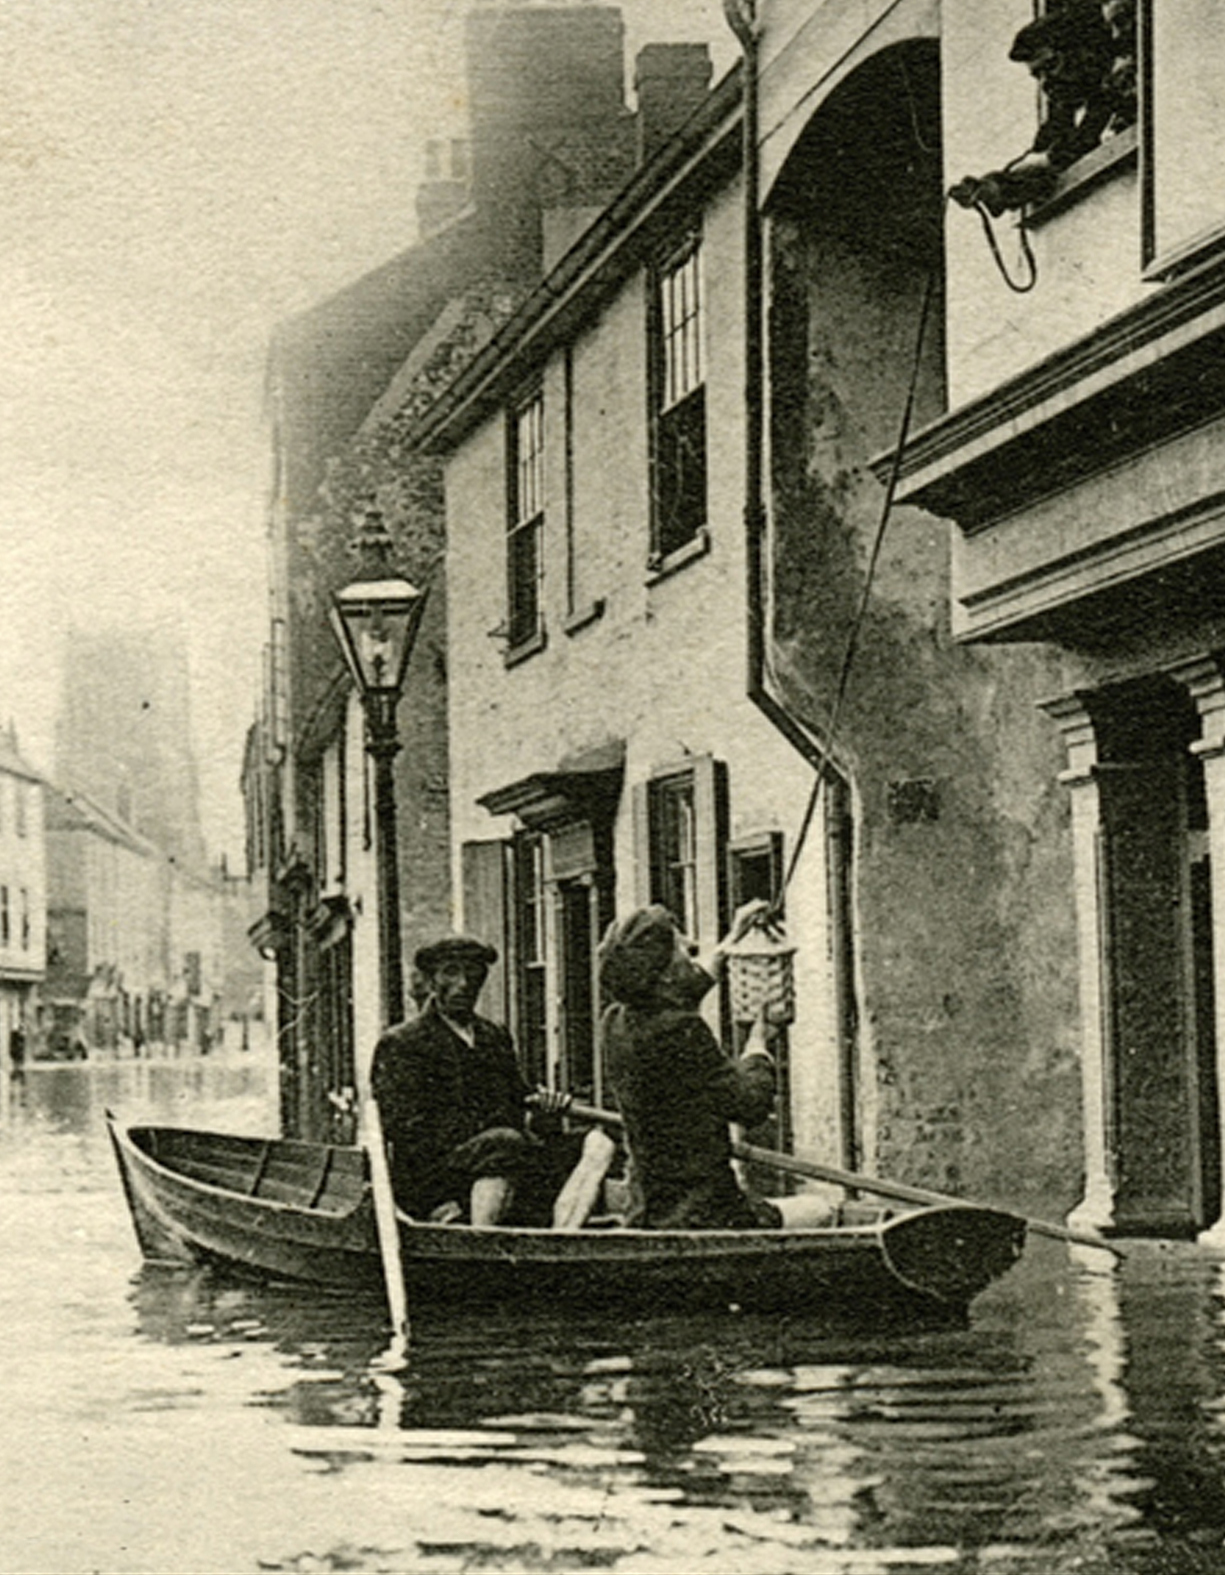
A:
[[3, 1060, 1225, 1573]]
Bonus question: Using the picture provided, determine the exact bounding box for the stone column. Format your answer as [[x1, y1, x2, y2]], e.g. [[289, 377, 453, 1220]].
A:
[[1170, 653, 1225, 1247], [1040, 693, 1117, 1232]]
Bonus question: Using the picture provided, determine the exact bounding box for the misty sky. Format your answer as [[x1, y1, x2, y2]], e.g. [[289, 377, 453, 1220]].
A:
[[0, 0, 731, 861]]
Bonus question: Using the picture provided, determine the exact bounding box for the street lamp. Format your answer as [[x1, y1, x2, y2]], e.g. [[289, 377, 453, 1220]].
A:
[[330, 503, 428, 1028]]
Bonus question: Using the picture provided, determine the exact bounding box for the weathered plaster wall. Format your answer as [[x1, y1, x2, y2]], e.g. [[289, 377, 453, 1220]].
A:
[[769, 127, 1083, 1207]]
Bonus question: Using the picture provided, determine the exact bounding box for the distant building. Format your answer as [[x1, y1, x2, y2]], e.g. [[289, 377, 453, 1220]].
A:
[[253, 2, 650, 1140], [56, 627, 207, 872], [0, 730, 45, 1070], [43, 784, 171, 1055], [45, 626, 244, 1058]]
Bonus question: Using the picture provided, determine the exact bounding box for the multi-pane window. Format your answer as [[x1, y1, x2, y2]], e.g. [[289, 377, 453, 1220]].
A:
[[514, 833, 549, 1086], [650, 237, 707, 565], [507, 390, 545, 651], [649, 774, 700, 940]]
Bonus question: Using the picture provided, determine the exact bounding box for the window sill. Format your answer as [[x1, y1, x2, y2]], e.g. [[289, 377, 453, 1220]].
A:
[[646, 527, 710, 584], [1026, 125, 1137, 228], [564, 598, 605, 636], [504, 627, 547, 669]]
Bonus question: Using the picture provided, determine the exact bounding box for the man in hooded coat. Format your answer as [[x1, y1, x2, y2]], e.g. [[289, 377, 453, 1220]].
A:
[[598, 904, 781, 1230]]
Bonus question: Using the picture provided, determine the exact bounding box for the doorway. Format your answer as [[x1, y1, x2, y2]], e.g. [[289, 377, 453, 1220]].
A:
[[1094, 678, 1220, 1234]]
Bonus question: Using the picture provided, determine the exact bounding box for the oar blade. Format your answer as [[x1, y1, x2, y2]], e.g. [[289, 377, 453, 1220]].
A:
[[881, 1205, 1027, 1306]]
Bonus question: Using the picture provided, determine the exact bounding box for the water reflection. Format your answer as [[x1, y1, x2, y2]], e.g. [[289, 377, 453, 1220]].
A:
[[8, 1063, 1225, 1572], [120, 1235, 1225, 1571]]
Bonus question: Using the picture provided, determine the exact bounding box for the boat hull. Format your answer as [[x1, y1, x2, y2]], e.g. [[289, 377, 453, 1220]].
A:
[[108, 1117, 1025, 1317]]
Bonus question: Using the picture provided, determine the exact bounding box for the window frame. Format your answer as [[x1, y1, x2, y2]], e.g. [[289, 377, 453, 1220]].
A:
[[512, 831, 549, 1087], [505, 384, 547, 663], [649, 772, 700, 939], [1139, 0, 1225, 278], [636, 756, 729, 953], [647, 232, 709, 574]]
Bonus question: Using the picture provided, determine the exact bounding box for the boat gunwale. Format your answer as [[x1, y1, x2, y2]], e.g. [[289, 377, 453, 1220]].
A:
[[110, 1115, 1022, 1260], [113, 1116, 372, 1227]]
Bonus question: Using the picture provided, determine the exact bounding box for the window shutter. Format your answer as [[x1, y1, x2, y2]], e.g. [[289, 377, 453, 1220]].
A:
[[461, 840, 511, 1025], [631, 781, 653, 907], [693, 755, 729, 947]]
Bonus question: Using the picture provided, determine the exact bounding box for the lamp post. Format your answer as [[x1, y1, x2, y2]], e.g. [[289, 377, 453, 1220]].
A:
[[330, 504, 428, 1029]]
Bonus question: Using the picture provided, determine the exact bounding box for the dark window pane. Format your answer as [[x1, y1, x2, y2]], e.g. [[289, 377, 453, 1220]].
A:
[[649, 775, 698, 937], [653, 386, 706, 561], [507, 517, 541, 648]]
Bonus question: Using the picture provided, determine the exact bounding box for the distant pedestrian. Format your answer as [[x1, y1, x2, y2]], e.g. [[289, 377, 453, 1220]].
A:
[[9, 1023, 26, 1078]]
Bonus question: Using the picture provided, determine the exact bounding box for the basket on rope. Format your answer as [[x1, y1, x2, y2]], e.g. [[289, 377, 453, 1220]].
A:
[[725, 922, 797, 1026]]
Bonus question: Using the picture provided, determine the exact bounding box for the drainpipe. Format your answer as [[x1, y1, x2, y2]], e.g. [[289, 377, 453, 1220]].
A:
[[722, 0, 829, 775]]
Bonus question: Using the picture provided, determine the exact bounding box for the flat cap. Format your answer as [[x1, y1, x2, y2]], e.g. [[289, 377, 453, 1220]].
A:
[[413, 934, 498, 972]]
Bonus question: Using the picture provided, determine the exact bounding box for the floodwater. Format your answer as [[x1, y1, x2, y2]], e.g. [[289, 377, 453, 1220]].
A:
[[3, 1063, 1225, 1574]]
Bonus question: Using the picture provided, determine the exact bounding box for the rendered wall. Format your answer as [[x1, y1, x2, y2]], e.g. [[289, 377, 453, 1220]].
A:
[[763, 33, 1086, 1207], [444, 178, 848, 1160]]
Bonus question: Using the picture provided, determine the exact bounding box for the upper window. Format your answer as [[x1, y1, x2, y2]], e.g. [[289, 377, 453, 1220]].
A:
[[507, 389, 545, 655], [1142, 0, 1225, 274], [649, 237, 707, 568], [0, 886, 8, 947], [15, 783, 26, 838]]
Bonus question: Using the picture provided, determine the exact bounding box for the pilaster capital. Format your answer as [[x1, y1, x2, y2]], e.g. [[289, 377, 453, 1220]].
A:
[[1038, 692, 1100, 783], [1169, 651, 1225, 756]]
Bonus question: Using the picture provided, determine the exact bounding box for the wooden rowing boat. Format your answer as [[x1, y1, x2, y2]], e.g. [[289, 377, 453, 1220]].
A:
[[107, 1114, 1026, 1318]]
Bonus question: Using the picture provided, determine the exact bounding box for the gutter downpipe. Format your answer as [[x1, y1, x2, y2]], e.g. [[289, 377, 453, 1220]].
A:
[[723, 0, 829, 778]]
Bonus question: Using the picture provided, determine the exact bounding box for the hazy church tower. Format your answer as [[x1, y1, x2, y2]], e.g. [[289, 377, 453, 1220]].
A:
[[55, 627, 208, 872]]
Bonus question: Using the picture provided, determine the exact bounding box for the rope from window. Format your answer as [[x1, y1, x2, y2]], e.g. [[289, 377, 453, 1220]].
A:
[[775, 265, 938, 907]]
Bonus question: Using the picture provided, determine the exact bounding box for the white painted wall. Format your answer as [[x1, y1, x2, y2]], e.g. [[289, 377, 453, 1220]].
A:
[[445, 177, 847, 1156]]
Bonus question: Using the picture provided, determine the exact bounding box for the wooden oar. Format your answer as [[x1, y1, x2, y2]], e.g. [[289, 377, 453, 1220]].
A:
[[568, 1100, 1121, 1258], [361, 1096, 410, 1346]]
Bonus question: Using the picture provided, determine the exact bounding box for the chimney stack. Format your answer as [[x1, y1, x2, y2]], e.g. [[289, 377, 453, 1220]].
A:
[[463, 4, 630, 276], [416, 137, 471, 239], [634, 44, 712, 164]]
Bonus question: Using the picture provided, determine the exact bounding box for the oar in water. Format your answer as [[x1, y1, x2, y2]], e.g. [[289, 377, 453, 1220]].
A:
[[361, 1096, 410, 1347], [567, 1100, 1121, 1258]]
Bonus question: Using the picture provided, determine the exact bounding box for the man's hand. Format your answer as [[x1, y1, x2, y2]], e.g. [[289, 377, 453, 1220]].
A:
[[526, 1087, 573, 1117]]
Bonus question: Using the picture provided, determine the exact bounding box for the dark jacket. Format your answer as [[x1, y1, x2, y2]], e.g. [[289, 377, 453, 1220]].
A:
[[602, 1001, 776, 1229], [371, 1005, 530, 1216]]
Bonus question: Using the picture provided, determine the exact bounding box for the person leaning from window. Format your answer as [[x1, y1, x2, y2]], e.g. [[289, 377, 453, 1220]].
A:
[[371, 933, 580, 1227], [950, 0, 1136, 217], [599, 902, 782, 1231]]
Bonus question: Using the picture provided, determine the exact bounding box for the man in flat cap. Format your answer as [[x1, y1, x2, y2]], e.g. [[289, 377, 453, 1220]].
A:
[[371, 934, 573, 1225]]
